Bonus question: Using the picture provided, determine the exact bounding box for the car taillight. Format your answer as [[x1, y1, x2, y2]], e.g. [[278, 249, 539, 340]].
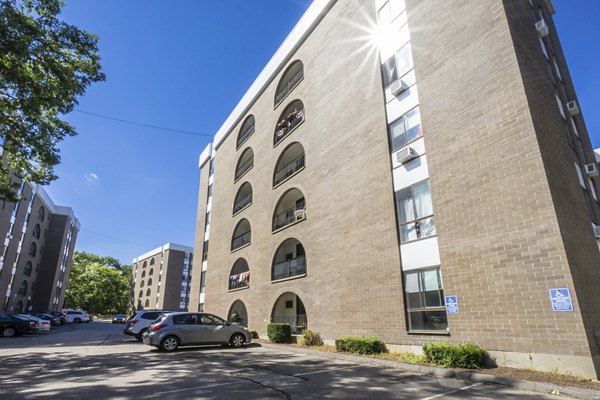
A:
[[130, 319, 139, 325], [29, 321, 35, 327], [150, 323, 167, 332]]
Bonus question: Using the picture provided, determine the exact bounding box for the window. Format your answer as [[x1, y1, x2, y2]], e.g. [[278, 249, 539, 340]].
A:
[[148, 278, 153, 286], [200, 271, 206, 288], [139, 290, 143, 298], [589, 178, 597, 201], [205, 211, 211, 227], [575, 163, 586, 188], [405, 267, 447, 331], [539, 37, 549, 60], [381, 44, 413, 88], [207, 184, 213, 201], [389, 107, 422, 152], [553, 58, 563, 82], [275, 60, 304, 107], [146, 288, 151, 296], [396, 181, 435, 243], [274, 100, 305, 146], [231, 219, 251, 251], [209, 158, 215, 176], [24, 261, 32, 276], [38, 206, 45, 221], [32, 224, 41, 239], [555, 94, 565, 120], [150, 258, 155, 265], [235, 148, 254, 181], [28, 242, 37, 257], [202, 240, 209, 261], [237, 115, 255, 149], [142, 270, 146, 278], [149, 268, 154, 276]]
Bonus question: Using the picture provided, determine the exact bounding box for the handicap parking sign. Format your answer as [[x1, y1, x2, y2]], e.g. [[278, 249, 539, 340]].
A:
[[549, 288, 573, 312], [444, 295, 459, 315]]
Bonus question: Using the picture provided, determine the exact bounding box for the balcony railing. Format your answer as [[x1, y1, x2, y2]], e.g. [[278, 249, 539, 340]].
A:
[[274, 154, 305, 187], [235, 157, 254, 180], [233, 193, 252, 214], [399, 216, 436, 243], [275, 68, 303, 106], [237, 121, 255, 148], [231, 231, 251, 251], [272, 202, 305, 231], [23, 267, 32, 276], [271, 313, 307, 334], [17, 288, 27, 295], [229, 271, 249, 290], [272, 255, 306, 281], [274, 108, 304, 146]]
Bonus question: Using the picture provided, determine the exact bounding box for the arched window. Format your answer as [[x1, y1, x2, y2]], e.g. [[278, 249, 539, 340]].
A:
[[143, 261, 147, 268], [229, 259, 250, 290], [38, 206, 45, 221], [233, 182, 253, 215], [28, 242, 37, 257], [235, 148, 254, 181], [15, 300, 24, 313], [140, 280, 145, 288], [32, 224, 41, 239], [141, 270, 146, 278], [272, 238, 306, 281], [271, 292, 307, 333], [274, 100, 304, 146], [149, 268, 154, 276], [147, 278, 153, 286], [23, 261, 33, 276], [237, 115, 255, 149], [275, 60, 303, 107], [145, 299, 150, 307], [272, 188, 306, 232], [18, 280, 28, 295], [139, 290, 143, 298], [231, 219, 251, 251], [228, 300, 249, 326], [273, 142, 305, 187], [150, 258, 155, 265], [146, 288, 151, 296]]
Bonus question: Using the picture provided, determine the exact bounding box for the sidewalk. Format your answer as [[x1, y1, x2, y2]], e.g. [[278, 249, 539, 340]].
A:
[[258, 341, 600, 400]]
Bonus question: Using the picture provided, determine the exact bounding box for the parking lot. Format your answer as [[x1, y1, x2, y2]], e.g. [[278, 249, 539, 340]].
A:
[[0, 321, 572, 399]]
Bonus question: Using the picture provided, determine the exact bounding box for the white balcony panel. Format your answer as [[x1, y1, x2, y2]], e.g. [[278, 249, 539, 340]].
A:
[[199, 292, 205, 303], [204, 229, 210, 241], [386, 84, 419, 123], [393, 154, 429, 191], [206, 199, 212, 213], [202, 261, 208, 271], [400, 237, 440, 271]]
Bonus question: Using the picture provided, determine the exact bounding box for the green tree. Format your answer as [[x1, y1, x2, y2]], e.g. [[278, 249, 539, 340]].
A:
[[65, 251, 132, 315], [0, 0, 105, 201]]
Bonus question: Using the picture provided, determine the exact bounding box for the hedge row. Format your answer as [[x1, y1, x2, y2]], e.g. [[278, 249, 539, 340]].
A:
[[423, 341, 487, 369], [335, 336, 388, 354], [267, 323, 292, 343]]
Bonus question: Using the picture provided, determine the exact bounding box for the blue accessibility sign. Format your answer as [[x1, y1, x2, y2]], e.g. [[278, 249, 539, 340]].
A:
[[444, 295, 459, 315], [549, 288, 573, 312]]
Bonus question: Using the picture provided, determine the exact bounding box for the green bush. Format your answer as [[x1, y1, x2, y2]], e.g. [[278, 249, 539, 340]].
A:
[[267, 323, 292, 343], [249, 329, 259, 339], [423, 341, 487, 369], [301, 330, 324, 346], [335, 336, 388, 354]]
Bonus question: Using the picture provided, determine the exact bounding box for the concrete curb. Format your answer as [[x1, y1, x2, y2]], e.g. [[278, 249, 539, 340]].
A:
[[257, 341, 600, 400]]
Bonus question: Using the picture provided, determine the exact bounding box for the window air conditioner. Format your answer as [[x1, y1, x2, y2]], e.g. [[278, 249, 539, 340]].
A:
[[593, 224, 600, 239], [585, 163, 599, 177], [396, 146, 417, 164], [295, 209, 306, 220], [389, 79, 409, 97], [567, 101, 580, 116], [535, 19, 549, 37], [6, 233, 12, 240]]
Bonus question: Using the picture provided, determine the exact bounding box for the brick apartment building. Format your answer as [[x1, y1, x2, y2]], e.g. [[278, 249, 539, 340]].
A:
[[0, 167, 79, 313], [188, 0, 600, 378], [131, 243, 193, 311]]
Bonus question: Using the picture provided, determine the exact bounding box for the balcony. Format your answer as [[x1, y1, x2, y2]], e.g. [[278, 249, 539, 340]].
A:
[[231, 231, 251, 252], [237, 115, 255, 149], [235, 149, 254, 181], [233, 191, 252, 215], [273, 143, 305, 187], [229, 259, 249, 291], [272, 255, 306, 281], [274, 100, 304, 147], [274, 61, 304, 107]]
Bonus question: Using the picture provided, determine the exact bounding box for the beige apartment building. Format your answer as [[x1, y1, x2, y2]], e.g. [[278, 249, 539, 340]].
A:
[[0, 170, 79, 313], [188, 0, 600, 378], [131, 243, 193, 311]]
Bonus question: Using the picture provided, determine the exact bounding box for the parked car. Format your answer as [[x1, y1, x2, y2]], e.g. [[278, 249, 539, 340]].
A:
[[45, 311, 66, 325], [112, 314, 127, 324], [143, 312, 251, 352], [63, 310, 90, 323], [17, 314, 51, 332], [0, 313, 36, 337], [124, 310, 174, 342], [32, 313, 60, 326]]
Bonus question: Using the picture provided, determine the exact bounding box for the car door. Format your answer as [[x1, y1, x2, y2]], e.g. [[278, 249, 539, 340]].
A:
[[198, 314, 229, 344], [172, 314, 203, 345]]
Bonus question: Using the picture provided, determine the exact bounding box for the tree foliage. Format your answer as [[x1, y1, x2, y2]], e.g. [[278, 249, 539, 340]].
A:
[[64, 251, 131, 315], [0, 0, 105, 201]]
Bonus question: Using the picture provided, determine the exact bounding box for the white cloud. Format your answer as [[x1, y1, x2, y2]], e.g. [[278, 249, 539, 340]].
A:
[[84, 172, 99, 182]]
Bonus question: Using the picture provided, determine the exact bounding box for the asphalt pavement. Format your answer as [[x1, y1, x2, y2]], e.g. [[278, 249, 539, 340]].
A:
[[0, 321, 575, 399]]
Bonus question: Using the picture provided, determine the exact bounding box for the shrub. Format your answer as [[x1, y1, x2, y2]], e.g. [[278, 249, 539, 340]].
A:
[[301, 330, 324, 347], [249, 329, 259, 339], [335, 336, 388, 354], [267, 323, 292, 343], [423, 341, 487, 369]]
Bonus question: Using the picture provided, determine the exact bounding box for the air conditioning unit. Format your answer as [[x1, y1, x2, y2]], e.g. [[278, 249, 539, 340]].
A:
[[593, 224, 600, 239], [585, 163, 599, 177], [567, 101, 580, 116], [389, 79, 409, 97], [396, 146, 417, 164], [295, 209, 306, 220], [535, 19, 549, 37], [6, 233, 12, 240]]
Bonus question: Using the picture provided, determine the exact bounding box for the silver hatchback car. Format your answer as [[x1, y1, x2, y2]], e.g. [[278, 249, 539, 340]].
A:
[[143, 312, 251, 351]]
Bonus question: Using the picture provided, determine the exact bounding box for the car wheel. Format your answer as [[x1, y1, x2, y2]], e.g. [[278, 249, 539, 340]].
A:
[[2, 328, 16, 338], [230, 333, 245, 348], [160, 336, 179, 352], [136, 328, 147, 342], [74, 318, 81, 323]]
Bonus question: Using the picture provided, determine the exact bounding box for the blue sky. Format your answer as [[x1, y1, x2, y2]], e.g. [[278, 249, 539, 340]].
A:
[[46, 1, 599, 264]]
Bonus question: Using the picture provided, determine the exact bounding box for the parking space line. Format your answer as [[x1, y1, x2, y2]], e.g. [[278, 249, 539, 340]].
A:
[[294, 365, 359, 377], [418, 383, 482, 400]]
